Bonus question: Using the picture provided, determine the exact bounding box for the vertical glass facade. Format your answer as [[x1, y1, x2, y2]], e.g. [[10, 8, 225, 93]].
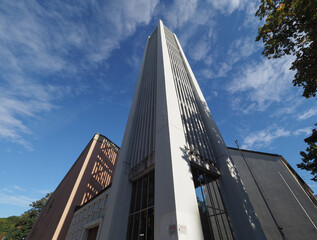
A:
[[192, 167, 234, 240], [163, 26, 219, 176], [126, 171, 154, 240], [128, 28, 157, 180]]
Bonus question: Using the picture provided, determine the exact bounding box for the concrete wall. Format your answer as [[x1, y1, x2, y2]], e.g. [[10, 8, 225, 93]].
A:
[[66, 187, 111, 240], [27, 134, 118, 240], [154, 20, 204, 240], [228, 148, 317, 240]]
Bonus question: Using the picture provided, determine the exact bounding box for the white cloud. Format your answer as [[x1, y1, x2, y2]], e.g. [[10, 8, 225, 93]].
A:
[[241, 125, 312, 149], [228, 37, 260, 62], [163, 0, 199, 29], [94, 0, 159, 62], [0, 192, 35, 207], [298, 107, 317, 121], [218, 62, 233, 78], [189, 36, 212, 61], [159, 0, 258, 72], [294, 127, 312, 136], [214, 36, 260, 78], [0, 0, 159, 149], [228, 56, 295, 112], [242, 0, 260, 28], [37, 189, 52, 195], [13, 185, 26, 192], [0, 186, 51, 208], [160, 0, 217, 67], [208, 0, 247, 14], [126, 53, 142, 69], [0, 0, 274, 150], [270, 98, 303, 118], [241, 125, 291, 149], [162, 0, 250, 30], [2, 188, 13, 194], [200, 68, 215, 79], [0, 78, 59, 150]]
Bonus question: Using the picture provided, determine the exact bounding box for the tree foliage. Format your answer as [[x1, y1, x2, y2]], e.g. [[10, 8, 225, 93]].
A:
[[256, 0, 317, 98], [256, 0, 317, 181], [1, 193, 51, 240], [0, 216, 19, 240], [298, 125, 317, 181]]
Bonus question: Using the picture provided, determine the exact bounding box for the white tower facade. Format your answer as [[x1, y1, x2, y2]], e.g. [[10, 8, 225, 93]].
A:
[[99, 21, 267, 240]]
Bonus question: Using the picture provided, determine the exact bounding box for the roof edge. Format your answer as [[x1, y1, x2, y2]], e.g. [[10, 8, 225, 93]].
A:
[[93, 133, 120, 149], [227, 146, 281, 157]]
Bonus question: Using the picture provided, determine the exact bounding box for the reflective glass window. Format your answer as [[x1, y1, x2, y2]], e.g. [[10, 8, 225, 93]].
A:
[[127, 171, 154, 240], [192, 167, 234, 240]]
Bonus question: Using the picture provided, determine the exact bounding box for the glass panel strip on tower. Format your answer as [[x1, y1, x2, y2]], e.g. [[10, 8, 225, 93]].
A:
[[163, 26, 217, 171]]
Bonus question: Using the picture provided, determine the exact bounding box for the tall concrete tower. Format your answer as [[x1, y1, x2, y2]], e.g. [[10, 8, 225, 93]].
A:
[[99, 20, 266, 240]]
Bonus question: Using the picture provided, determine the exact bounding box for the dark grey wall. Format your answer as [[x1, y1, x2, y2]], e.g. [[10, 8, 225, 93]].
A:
[[228, 148, 317, 240]]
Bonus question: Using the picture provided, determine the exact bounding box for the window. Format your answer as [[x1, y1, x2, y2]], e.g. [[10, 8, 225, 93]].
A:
[[192, 167, 234, 240], [127, 171, 154, 240]]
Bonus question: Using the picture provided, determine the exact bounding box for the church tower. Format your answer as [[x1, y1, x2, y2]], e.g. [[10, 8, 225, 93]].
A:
[[99, 20, 266, 240]]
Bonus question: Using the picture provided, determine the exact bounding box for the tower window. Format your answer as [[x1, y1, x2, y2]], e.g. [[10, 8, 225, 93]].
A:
[[192, 167, 234, 240], [126, 170, 154, 240]]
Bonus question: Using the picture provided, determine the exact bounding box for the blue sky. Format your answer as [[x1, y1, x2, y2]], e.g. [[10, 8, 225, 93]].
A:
[[0, 0, 316, 217]]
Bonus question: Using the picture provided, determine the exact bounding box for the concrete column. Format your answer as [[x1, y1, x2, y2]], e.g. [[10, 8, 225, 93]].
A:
[[154, 20, 204, 240]]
